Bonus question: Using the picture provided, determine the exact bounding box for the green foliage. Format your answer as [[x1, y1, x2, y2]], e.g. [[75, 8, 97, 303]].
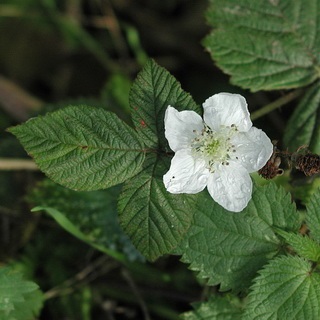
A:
[[178, 183, 300, 292], [204, 0, 320, 91], [129, 59, 200, 149], [180, 295, 242, 320], [275, 228, 320, 262], [9, 106, 146, 191], [243, 256, 320, 320], [0, 267, 43, 320], [118, 60, 202, 261], [29, 179, 143, 262], [118, 153, 196, 261], [307, 188, 320, 244], [284, 81, 320, 152]]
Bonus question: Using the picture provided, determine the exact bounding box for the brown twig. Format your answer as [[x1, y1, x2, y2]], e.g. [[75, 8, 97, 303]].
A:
[[122, 268, 151, 320], [0, 158, 38, 171], [44, 255, 118, 300]]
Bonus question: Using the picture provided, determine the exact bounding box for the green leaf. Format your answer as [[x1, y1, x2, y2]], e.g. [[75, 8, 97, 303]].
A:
[[3, 290, 44, 320], [9, 106, 146, 191], [28, 180, 143, 261], [275, 228, 320, 261], [178, 183, 300, 292], [307, 188, 320, 244], [118, 153, 197, 261], [243, 256, 320, 320], [130, 59, 200, 148], [284, 81, 320, 152], [0, 267, 43, 319], [32, 205, 131, 263], [180, 295, 242, 320], [204, 0, 320, 91]]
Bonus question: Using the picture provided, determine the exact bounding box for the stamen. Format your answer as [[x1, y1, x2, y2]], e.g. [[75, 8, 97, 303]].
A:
[[191, 123, 238, 172]]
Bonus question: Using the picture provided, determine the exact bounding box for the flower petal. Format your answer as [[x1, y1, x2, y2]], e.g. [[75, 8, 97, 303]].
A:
[[207, 163, 252, 212], [230, 127, 273, 173], [203, 93, 252, 132], [165, 106, 204, 152], [163, 149, 209, 194]]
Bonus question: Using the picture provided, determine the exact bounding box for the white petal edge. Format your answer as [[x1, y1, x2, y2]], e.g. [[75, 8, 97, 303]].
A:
[[163, 149, 209, 194], [164, 106, 204, 152], [230, 127, 273, 173], [203, 93, 252, 132], [207, 163, 252, 212]]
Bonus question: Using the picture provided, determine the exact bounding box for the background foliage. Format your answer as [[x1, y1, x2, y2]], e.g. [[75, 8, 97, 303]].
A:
[[2, 0, 320, 319]]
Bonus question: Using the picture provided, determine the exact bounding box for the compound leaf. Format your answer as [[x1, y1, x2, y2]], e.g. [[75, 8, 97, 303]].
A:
[[178, 183, 300, 292], [204, 0, 320, 91], [243, 256, 320, 320], [9, 106, 146, 191]]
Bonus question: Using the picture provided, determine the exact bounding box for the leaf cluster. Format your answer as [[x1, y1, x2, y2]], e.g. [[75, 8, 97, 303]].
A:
[[181, 188, 320, 319], [10, 57, 320, 319], [7, 1, 320, 315], [9, 59, 200, 262]]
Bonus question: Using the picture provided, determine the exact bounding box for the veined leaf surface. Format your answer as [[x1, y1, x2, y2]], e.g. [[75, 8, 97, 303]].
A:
[[204, 0, 320, 91], [178, 183, 300, 292], [243, 256, 320, 320], [130, 59, 200, 148], [118, 153, 197, 261], [9, 106, 146, 191]]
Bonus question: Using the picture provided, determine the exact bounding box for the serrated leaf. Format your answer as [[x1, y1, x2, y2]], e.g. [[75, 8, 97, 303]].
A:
[[204, 0, 320, 91], [178, 183, 300, 292], [180, 295, 242, 320], [306, 188, 320, 244], [243, 256, 320, 320], [118, 153, 197, 261], [275, 228, 320, 261], [0, 267, 43, 319], [130, 59, 200, 148], [9, 106, 145, 191], [2, 290, 44, 320], [28, 180, 143, 261], [284, 81, 320, 152]]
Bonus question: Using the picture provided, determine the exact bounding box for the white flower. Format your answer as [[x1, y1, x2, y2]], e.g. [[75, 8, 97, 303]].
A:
[[163, 93, 273, 212]]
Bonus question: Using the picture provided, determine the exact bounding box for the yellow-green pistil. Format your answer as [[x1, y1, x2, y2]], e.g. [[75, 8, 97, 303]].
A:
[[191, 124, 238, 172]]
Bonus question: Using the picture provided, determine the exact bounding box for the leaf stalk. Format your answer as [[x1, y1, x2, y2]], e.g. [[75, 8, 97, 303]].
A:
[[251, 89, 303, 121]]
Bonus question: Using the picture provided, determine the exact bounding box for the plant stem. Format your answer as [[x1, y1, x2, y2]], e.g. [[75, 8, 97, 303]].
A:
[[251, 89, 303, 121], [0, 158, 38, 170]]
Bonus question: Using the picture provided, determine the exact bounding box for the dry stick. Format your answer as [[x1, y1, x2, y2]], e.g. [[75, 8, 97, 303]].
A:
[[250, 89, 303, 121], [0, 158, 38, 171], [44, 255, 116, 300]]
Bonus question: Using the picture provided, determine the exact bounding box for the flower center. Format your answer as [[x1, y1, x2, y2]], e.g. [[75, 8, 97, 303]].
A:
[[191, 124, 237, 172]]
